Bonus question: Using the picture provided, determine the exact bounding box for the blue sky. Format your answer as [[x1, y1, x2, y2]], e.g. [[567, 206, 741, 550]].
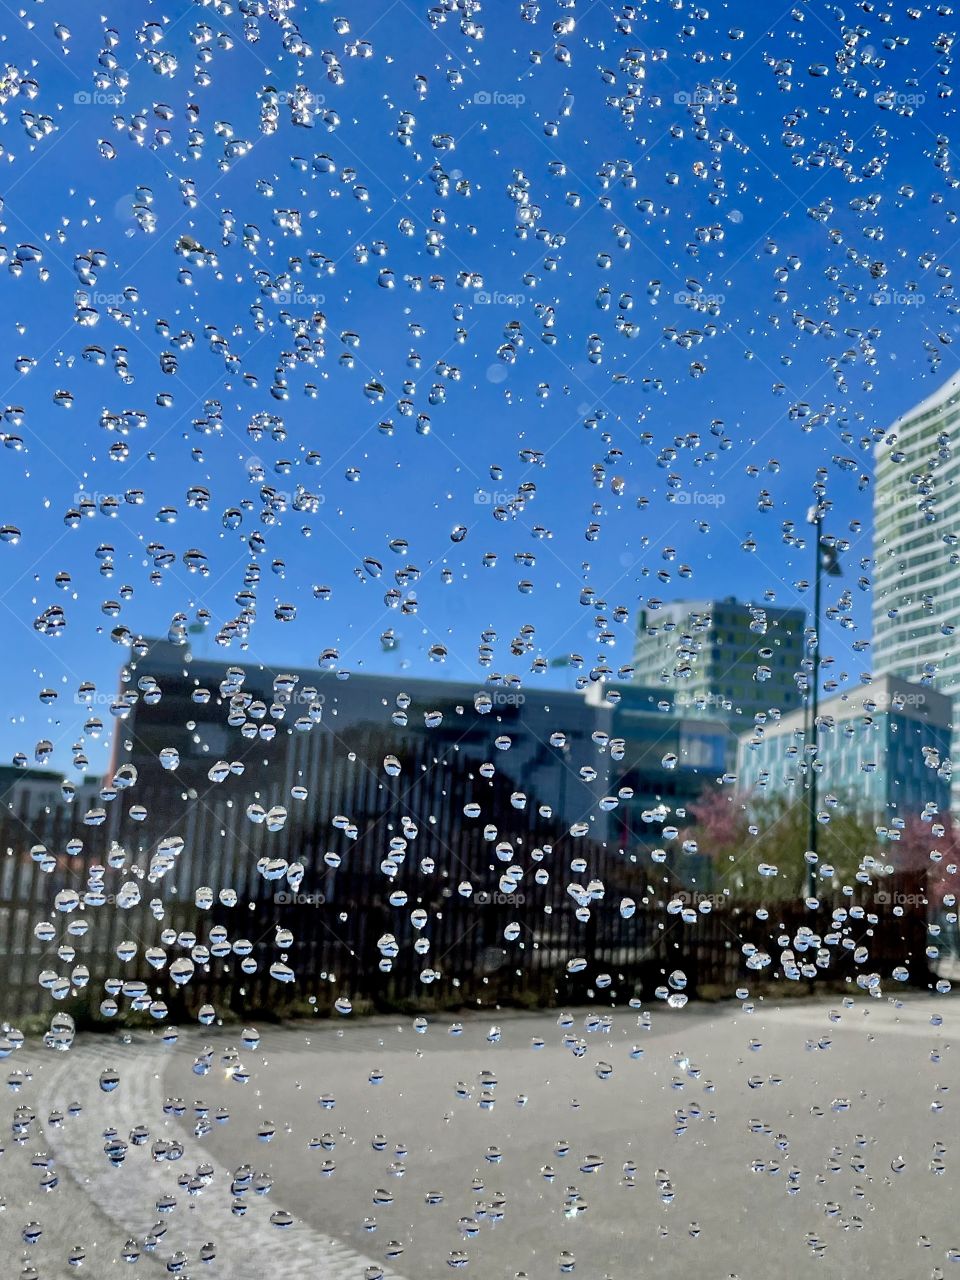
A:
[[0, 0, 956, 774]]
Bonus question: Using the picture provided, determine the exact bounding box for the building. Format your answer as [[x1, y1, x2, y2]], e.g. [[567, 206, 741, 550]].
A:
[[872, 369, 960, 808], [586, 681, 732, 881], [873, 370, 960, 689], [736, 675, 952, 822], [632, 597, 807, 726], [103, 641, 610, 901], [0, 765, 66, 823], [96, 642, 743, 894], [0, 648, 755, 1012], [114, 640, 603, 818]]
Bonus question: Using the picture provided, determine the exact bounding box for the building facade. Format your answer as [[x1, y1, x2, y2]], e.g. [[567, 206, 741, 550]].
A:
[[872, 370, 960, 810], [587, 681, 732, 883], [873, 369, 960, 691], [633, 597, 807, 725], [737, 675, 952, 822], [90, 643, 736, 896], [0, 766, 66, 824]]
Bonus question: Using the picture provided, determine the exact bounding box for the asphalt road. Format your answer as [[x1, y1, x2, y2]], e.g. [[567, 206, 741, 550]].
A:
[[3, 995, 959, 1279]]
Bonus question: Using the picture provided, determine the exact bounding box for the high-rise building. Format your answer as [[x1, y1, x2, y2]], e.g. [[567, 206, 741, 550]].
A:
[[873, 370, 960, 810], [632, 597, 807, 724], [873, 370, 960, 692]]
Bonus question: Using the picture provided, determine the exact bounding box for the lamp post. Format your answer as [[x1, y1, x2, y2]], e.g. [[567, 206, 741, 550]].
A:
[[805, 500, 841, 902]]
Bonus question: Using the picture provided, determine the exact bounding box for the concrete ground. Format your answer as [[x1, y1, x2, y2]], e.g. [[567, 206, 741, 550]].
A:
[[2, 994, 958, 1279]]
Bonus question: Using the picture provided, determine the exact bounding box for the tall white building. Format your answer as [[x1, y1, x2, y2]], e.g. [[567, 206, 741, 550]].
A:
[[874, 370, 960, 809], [873, 370, 960, 691]]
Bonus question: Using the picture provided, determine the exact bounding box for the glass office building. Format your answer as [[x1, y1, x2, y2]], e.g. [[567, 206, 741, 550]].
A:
[[737, 675, 952, 822]]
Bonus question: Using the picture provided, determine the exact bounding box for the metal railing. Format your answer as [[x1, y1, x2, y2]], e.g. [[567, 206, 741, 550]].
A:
[[0, 800, 936, 1024]]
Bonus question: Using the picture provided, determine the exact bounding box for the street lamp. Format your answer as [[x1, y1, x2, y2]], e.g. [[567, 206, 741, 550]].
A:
[[805, 501, 842, 902]]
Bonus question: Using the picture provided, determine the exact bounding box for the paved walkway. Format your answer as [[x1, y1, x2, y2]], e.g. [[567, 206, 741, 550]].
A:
[[2, 995, 958, 1278]]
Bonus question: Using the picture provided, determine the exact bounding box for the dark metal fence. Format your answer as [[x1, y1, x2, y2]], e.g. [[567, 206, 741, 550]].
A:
[[0, 801, 938, 1024]]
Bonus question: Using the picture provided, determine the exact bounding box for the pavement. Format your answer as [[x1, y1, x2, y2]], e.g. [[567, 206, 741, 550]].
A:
[[2, 994, 959, 1279]]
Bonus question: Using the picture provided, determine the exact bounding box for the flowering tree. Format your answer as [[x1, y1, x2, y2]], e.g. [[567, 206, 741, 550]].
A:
[[688, 786, 751, 855], [686, 785, 942, 901], [894, 813, 960, 908]]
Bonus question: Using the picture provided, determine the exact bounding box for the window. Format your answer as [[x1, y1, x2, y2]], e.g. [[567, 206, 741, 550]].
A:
[[0, 6, 952, 1277]]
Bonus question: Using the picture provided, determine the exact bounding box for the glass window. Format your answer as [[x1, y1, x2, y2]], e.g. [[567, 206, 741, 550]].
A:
[[0, 7, 953, 1277]]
